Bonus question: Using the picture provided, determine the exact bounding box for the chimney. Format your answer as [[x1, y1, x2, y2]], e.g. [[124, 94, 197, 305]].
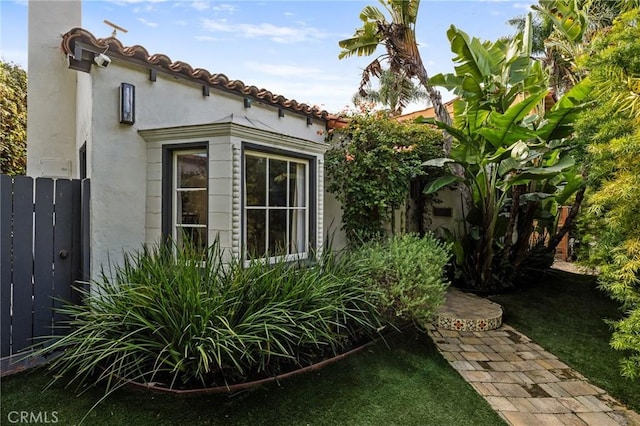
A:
[[27, 1, 81, 178]]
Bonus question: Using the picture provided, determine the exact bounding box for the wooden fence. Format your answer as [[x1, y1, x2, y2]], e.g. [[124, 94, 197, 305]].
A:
[[0, 175, 90, 365]]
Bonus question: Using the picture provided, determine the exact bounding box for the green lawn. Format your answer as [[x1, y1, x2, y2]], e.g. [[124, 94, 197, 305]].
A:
[[0, 330, 504, 425], [491, 268, 640, 412]]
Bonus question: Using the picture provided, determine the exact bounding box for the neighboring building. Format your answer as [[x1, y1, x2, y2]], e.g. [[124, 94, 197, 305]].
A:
[[27, 1, 339, 278], [395, 98, 457, 123]]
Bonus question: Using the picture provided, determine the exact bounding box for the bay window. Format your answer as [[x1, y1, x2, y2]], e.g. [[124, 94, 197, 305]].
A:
[[244, 150, 309, 261]]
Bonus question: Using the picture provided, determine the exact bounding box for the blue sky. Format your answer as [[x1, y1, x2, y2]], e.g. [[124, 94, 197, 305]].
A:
[[1, 0, 536, 113]]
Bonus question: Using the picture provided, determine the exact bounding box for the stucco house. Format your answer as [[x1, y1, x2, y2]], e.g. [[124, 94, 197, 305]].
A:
[[26, 1, 349, 279], [26, 0, 469, 282]]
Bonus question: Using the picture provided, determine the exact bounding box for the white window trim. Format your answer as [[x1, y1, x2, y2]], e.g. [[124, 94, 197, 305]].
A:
[[172, 149, 208, 248], [244, 150, 310, 264]]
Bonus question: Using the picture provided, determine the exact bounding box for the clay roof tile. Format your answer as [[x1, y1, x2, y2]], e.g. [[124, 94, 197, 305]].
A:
[[60, 27, 329, 119]]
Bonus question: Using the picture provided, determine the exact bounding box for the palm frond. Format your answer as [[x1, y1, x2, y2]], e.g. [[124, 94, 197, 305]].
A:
[[338, 21, 382, 59], [360, 5, 386, 22]]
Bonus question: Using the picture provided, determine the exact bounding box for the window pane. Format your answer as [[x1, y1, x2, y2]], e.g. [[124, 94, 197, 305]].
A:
[[268, 209, 287, 256], [177, 190, 207, 225], [176, 226, 207, 253], [289, 162, 306, 207], [288, 208, 306, 255], [269, 159, 287, 207], [177, 153, 207, 188], [246, 209, 266, 258], [245, 156, 266, 206]]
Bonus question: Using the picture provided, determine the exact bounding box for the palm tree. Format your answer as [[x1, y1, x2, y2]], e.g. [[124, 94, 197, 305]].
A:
[[352, 68, 430, 116], [531, 0, 640, 96], [505, 13, 553, 56], [339, 0, 453, 152]]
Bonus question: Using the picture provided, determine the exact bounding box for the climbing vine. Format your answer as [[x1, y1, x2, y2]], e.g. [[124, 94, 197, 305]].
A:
[[324, 111, 443, 244]]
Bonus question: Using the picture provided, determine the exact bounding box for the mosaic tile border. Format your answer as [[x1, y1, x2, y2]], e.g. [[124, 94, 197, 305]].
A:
[[433, 313, 503, 331]]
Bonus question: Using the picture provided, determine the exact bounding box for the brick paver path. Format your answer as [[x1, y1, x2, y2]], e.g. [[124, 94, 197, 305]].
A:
[[427, 324, 640, 426]]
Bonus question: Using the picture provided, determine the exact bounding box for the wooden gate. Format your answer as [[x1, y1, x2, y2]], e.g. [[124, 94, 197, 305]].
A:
[[0, 175, 90, 365]]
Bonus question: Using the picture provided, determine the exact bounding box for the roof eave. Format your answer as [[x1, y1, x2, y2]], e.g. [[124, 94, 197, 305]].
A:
[[61, 27, 329, 121]]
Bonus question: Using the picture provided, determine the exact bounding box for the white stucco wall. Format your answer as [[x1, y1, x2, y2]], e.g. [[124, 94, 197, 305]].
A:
[[429, 188, 466, 236], [85, 59, 327, 276], [323, 192, 348, 251], [27, 1, 81, 178], [76, 72, 92, 175], [322, 184, 465, 249]]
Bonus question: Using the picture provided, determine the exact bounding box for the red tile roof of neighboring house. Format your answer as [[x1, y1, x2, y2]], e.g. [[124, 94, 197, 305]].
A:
[[396, 98, 457, 122], [61, 27, 329, 120], [325, 99, 457, 130]]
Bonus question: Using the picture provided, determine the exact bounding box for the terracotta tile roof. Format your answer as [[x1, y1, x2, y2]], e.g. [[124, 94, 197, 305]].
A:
[[396, 98, 457, 122], [326, 99, 456, 130], [61, 27, 329, 120]]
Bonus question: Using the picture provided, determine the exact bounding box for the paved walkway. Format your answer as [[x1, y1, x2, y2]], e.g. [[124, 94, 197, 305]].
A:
[[427, 291, 640, 426]]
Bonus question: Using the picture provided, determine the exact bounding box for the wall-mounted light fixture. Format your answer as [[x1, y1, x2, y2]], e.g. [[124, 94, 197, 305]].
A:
[[278, 108, 285, 118], [119, 83, 135, 125], [244, 98, 252, 108], [306, 117, 313, 126]]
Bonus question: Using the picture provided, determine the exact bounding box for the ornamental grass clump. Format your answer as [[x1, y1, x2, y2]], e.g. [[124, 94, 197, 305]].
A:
[[36, 241, 384, 395], [348, 233, 451, 327]]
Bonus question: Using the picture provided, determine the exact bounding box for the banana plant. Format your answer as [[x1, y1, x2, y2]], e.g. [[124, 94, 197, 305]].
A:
[[418, 20, 592, 290]]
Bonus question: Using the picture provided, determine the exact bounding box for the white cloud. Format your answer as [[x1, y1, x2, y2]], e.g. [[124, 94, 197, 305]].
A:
[[213, 4, 239, 14], [252, 79, 358, 112], [244, 61, 349, 83], [137, 18, 159, 28], [194, 35, 219, 42], [513, 2, 536, 12], [105, 0, 167, 3], [191, 1, 209, 11], [244, 62, 321, 78], [200, 18, 329, 44], [133, 4, 156, 13]]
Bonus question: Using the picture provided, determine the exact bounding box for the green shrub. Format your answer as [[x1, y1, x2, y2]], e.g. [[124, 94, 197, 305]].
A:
[[324, 113, 444, 244], [36, 241, 384, 394], [348, 233, 450, 327]]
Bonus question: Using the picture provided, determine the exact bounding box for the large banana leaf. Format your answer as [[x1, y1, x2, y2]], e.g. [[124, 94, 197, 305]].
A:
[[507, 155, 576, 185], [555, 170, 583, 205], [338, 21, 382, 59], [429, 73, 464, 93], [476, 91, 547, 148], [424, 174, 464, 195], [414, 116, 473, 147], [447, 26, 492, 82], [537, 78, 594, 142], [388, 0, 419, 24], [533, 0, 587, 44], [360, 5, 386, 21]]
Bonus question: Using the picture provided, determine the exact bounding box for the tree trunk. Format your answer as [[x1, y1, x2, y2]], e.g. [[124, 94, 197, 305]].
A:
[[503, 185, 523, 259], [400, 30, 453, 153], [511, 201, 540, 270], [412, 59, 454, 154]]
